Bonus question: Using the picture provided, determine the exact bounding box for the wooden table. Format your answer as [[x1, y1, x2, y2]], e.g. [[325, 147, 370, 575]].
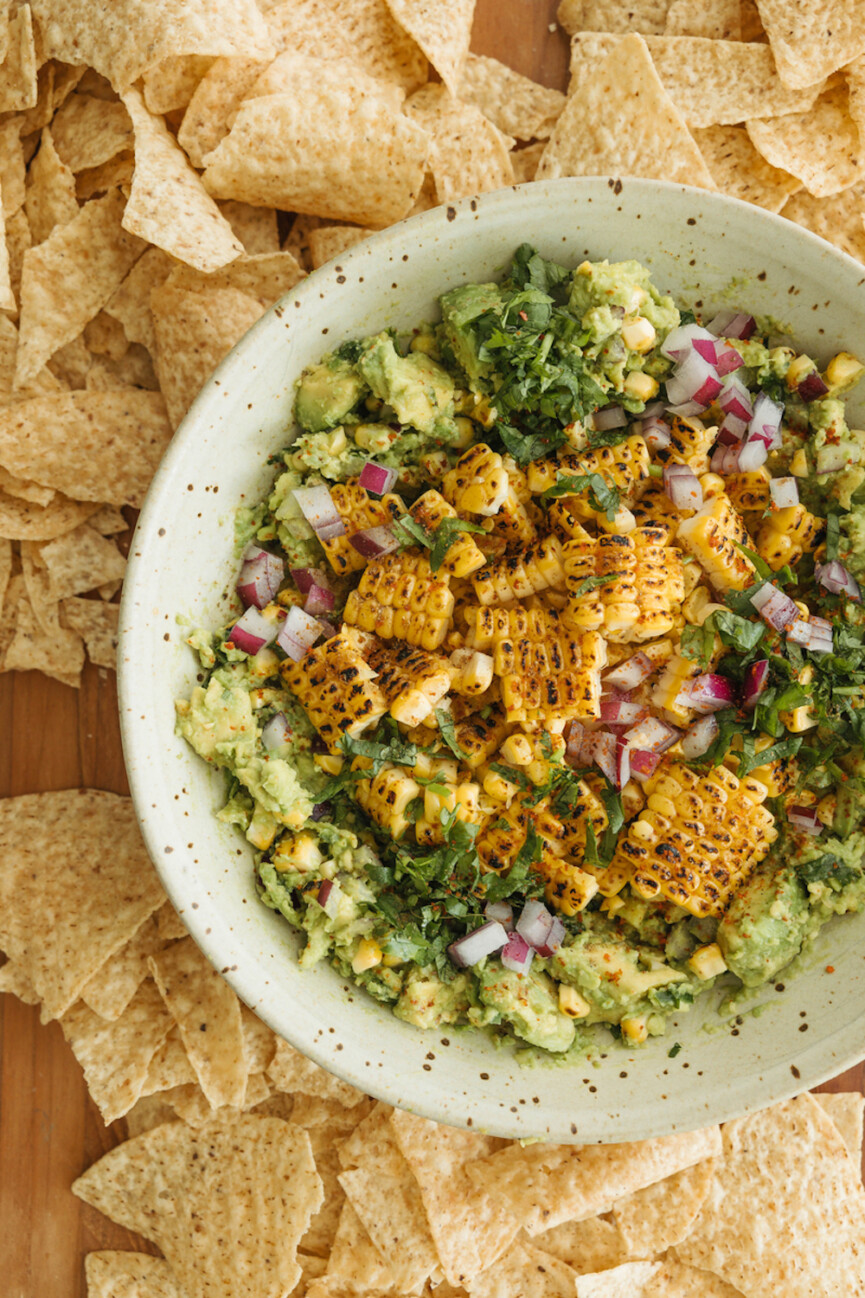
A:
[[1, 4, 863, 1295]]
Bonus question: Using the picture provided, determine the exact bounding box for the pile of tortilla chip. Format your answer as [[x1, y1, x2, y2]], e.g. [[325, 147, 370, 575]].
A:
[[0, 0, 863, 688], [2, 787, 865, 1296]]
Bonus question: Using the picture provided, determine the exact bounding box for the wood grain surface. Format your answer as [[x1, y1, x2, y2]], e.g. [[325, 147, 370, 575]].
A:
[[1, 5, 863, 1296]]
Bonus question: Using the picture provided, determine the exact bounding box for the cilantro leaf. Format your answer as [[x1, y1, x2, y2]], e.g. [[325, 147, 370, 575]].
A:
[[428, 517, 485, 572], [392, 515, 432, 549], [497, 420, 567, 465], [796, 852, 860, 889], [507, 244, 571, 297], [569, 573, 619, 600], [435, 707, 469, 760], [490, 762, 531, 792], [484, 824, 544, 903], [736, 734, 802, 777], [710, 609, 767, 655], [680, 620, 715, 668], [826, 511, 841, 562], [541, 471, 621, 520], [585, 425, 633, 449]]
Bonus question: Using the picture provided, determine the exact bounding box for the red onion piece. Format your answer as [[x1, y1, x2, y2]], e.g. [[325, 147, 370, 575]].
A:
[[705, 310, 755, 340], [629, 748, 662, 782], [742, 660, 770, 711], [516, 899, 554, 950], [228, 607, 278, 655], [624, 716, 680, 753], [485, 900, 515, 929], [592, 404, 628, 431], [715, 345, 745, 376], [261, 711, 292, 751], [615, 735, 631, 789], [349, 525, 400, 558], [642, 417, 672, 451], [769, 476, 799, 509], [304, 582, 336, 616], [292, 484, 344, 538], [750, 583, 799, 632], [500, 931, 534, 972], [797, 371, 829, 402], [277, 605, 322, 660], [317, 879, 341, 918], [534, 915, 566, 958], [448, 920, 508, 968], [664, 463, 703, 511], [718, 376, 753, 423], [718, 413, 749, 445], [237, 549, 285, 609], [787, 805, 823, 835], [310, 801, 333, 821], [681, 714, 719, 759], [692, 337, 718, 365], [666, 399, 705, 418], [815, 444, 850, 474], [666, 349, 722, 408], [815, 560, 861, 601], [660, 323, 717, 362], [641, 400, 666, 419], [686, 673, 737, 713], [592, 731, 617, 784], [748, 393, 784, 449], [737, 439, 768, 471], [604, 652, 655, 691], [359, 460, 399, 497], [787, 617, 833, 654], [600, 699, 646, 726], [291, 566, 331, 595], [710, 442, 743, 474]]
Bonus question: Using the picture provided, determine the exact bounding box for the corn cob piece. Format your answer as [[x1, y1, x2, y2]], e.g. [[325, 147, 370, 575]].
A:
[[415, 776, 485, 846], [676, 492, 756, 592], [354, 762, 421, 840], [652, 414, 716, 474], [443, 443, 510, 516], [611, 763, 778, 917], [545, 498, 594, 544], [466, 604, 607, 725], [563, 527, 685, 643], [281, 625, 388, 751], [409, 489, 486, 578], [630, 480, 682, 539], [541, 859, 600, 916], [724, 735, 797, 798], [451, 705, 510, 768], [756, 503, 823, 572], [476, 801, 529, 872], [724, 468, 771, 514], [343, 552, 454, 651], [525, 433, 651, 504], [474, 796, 599, 914], [319, 478, 405, 576], [472, 535, 566, 606], [448, 646, 495, 696], [365, 637, 451, 728]]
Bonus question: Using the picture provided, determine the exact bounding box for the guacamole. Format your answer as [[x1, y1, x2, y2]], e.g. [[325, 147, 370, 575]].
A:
[[177, 244, 865, 1060]]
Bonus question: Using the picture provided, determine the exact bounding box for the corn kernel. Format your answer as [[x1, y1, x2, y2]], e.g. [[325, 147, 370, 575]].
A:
[[482, 768, 518, 802], [353, 423, 394, 454], [601, 894, 627, 915], [621, 316, 656, 353], [790, 449, 808, 477], [825, 351, 864, 392], [621, 1015, 649, 1043], [500, 733, 534, 766], [559, 985, 592, 1018], [623, 371, 659, 401], [352, 938, 383, 973], [273, 832, 323, 874], [409, 331, 439, 356], [315, 753, 344, 776], [688, 942, 727, 980], [785, 354, 817, 390], [453, 416, 476, 448]]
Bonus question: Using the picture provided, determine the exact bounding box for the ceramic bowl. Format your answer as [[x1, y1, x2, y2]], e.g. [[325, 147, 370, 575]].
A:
[[119, 177, 865, 1143]]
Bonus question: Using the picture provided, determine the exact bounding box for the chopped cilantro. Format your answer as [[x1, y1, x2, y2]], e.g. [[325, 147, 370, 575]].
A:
[[490, 762, 531, 792], [825, 511, 841, 562], [541, 471, 621, 520], [585, 425, 633, 449], [428, 517, 485, 572], [484, 824, 544, 903], [668, 1041, 683, 1058], [796, 853, 860, 889], [497, 420, 567, 464], [570, 572, 619, 600], [435, 706, 469, 760], [391, 514, 432, 550]]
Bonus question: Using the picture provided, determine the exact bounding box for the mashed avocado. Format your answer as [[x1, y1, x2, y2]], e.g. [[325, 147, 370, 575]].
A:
[[177, 242, 865, 1062]]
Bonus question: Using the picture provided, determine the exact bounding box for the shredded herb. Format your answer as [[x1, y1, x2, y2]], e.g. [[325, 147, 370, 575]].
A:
[[435, 707, 469, 760], [570, 572, 619, 600], [541, 471, 621, 520]]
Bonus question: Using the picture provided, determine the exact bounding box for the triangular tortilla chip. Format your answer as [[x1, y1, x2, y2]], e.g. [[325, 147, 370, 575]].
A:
[[308, 225, 374, 270], [0, 789, 165, 1020], [39, 523, 126, 599], [781, 180, 865, 264], [121, 87, 243, 274], [641, 1257, 744, 1296], [14, 188, 146, 388], [611, 1158, 715, 1257], [538, 34, 715, 189], [265, 0, 427, 92], [76, 152, 135, 202], [0, 465, 53, 505], [142, 54, 215, 115], [105, 245, 175, 355], [142, 1028, 198, 1095], [24, 127, 79, 244], [404, 84, 515, 203], [4, 589, 85, 686], [557, 0, 743, 37], [239, 1006, 278, 1075], [80, 911, 165, 1021], [218, 200, 279, 255], [326, 1200, 396, 1290], [468, 1241, 581, 1298], [73, 1114, 324, 1298], [458, 53, 565, 141], [814, 1091, 865, 1161], [692, 125, 801, 213], [575, 1261, 662, 1297], [746, 83, 865, 198], [161, 251, 305, 310], [0, 120, 25, 219], [266, 1034, 367, 1109], [85, 1252, 182, 1298], [124, 1095, 180, 1140], [0, 488, 98, 541], [176, 56, 269, 170], [51, 93, 133, 173], [0, 6, 37, 114], [533, 1215, 632, 1274], [754, 0, 865, 89], [385, 0, 475, 97]]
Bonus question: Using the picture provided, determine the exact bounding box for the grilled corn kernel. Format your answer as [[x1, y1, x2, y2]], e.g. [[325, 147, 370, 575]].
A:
[[526, 434, 651, 505], [352, 938, 383, 973], [500, 733, 534, 766], [559, 985, 592, 1018], [688, 942, 727, 980], [453, 416, 476, 448], [344, 551, 454, 651], [563, 527, 685, 643], [825, 351, 864, 392], [354, 763, 421, 839], [273, 832, 324, 874], [366, 638, 452, 727], [790, 449, 808, 477], [621, 316, 656, 353], [483, 768, 519, 803], [314, 753, 345, 776], [756, 503, 823, 572], [543, 860, 600, 915], [621, 1015, 649, 1043], [698, 473, 726, 500], [449, 647, 495, 696], [443, 443, 509, 516], [353, 423, 396, 454], [320, 477, 406, 575], [281, 626, 388, 751], [780, 664, 816, 733], [676, 493, 756, 592], [623, 370, 659, 401], [472, 535, 566, 606], [410, 489, 486, 577]]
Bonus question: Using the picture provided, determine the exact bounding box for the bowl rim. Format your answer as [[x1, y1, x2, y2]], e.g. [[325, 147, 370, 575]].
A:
[[119, 175, 865, 1142]]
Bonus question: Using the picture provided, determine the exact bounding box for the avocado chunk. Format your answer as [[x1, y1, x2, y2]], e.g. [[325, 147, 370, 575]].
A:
[[717, 864, 810, 987], [551, 925, 690, 1021], [439, 282, 503, 389], [476, 964, 575, 1053], [295, 355, 367, 432], [357, 332, 455, 434]]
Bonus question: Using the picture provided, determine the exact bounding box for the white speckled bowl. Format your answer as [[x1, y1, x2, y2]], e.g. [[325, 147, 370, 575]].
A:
[[119, 178, 865, 1143]]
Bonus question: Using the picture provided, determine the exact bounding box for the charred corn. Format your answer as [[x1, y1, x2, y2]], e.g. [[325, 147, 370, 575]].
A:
[[756, 503, 823, 572], [652, 414, 717, 474], [281, 626, 388, 751], [541, 859, 600, 915], [472, 534, 566, 606], [366, 637, 451, 727], [443, 443, 509, 516], [415, 777, 485, 845], [525, 433, 651, 504], [343, 552, 454, 651], [448, 646, 495, 696], [354, 762, 421, 840], [724, 468, 771, 514], [676, 492, 757, 592], [546, 498, 595, 543], [409, 489, 486, 577], [563, 527, 685, 643], [451, 706, 510, 768], [630, 480, 681, 538], [320, 477, 405, 576]]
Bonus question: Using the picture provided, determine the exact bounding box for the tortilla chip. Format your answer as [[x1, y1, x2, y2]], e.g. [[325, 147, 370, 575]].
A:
[[84, 310, 129, 362], [0, 958, 39, 1003], [292, 1095, 375, 1132], [0, 790, 166, 1020], [0, 466, 54, 506], [337, 1104, 439, 1291], [85, 504, 127, 536], [73, 1114, 323, 1298], [0, 389, 173, 507], [611, 1158, 714, 1257], [0, 180, 16, 314], [121, 87, 243, 274], [143, 54, 215, 115], [31, 0, 274, 92], [468, 1241, 581, 1298], [24, 127, 79, 245], [558, 0, 744, 37], [51, 94, 133, 173], [326, 1200, 396, 1290], [568, 34, 827, 127], [692, 125, 800, 212], [85, 1251, 182, 1298], [219, 200, 279, 255], [676, 1093, 865, 1295], [15, 188, 145, 387], [150, 281, 263, 428], [0, 489, 98, 540], [163, 251, 305, 309], [385, 0, 474, 97], [666, 0, 743, 38], [0, 532, 10, 603], [76, 152, 135, 203], [284, 214, 324, 272], [201, 59, 431, 228], [148, 936, 247, 1111], [79, 913, 165, 1022], [533, 1216, 632, 1274], [405, 84, 515, 202], [5, 203, 30, 304], [0, 6, 37, 114], [240, 1006, 278, 1075], [390, 1110, 519, 1288], [754, 0, 865, 89], [574, 1261, 662, 1297], [124, 1095, 183, 1141], [163, 1082, 218, 1127], [814, 1091, 865, 1161], [468, 1123, 722, 1237], [539, 34, 715, 189], [458, 53, 565, 141], [267, 1035, 367, 1109], [641, 1258, 745, 1296], [105, 246, 174, 356], [265, 0, 427, 92], [0, 121, 24, 222], [155, 905, 189, 944], [307, 225, 373, 270], [140, 1028, 197, 1095], [176, 56, 269, 170], [47, 333, 93, 388], [87, 347, 159, 393], [781, 180, 865, 263], [746, 83, 865, 198], [4, 589, 85, 685], [297, 1125, 349, 1259], [61, 981, 175, 1125], [38, 523, 126, 599]]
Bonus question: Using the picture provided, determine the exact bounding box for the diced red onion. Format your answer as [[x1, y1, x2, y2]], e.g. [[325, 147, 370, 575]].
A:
[[592, 404, 628, 431], [615, 735, 631, 789], [788, 616, 833, 654], [292, 485, 344, 539], [769, 476, 799, 509], [516, 899, 554, 950], [291, 566, 331, 595], [261, 711, 292, 751], [228, 606, 278, 655], [349, 525, 400, 558], [604, 652, 655, 690], [742, 660, 770, 711], [711, 442, 743, 474], [624, 716, 680, 753], [629, 748, 662, 782], [816, 560, 861, 601], [534, 915, 566, 958], [797, 371, 829, 402], [737, 439, 769, 471], [592, 731, 617, 784], [359, 460, 399, 497], [660, 323, 717, 362], [681, 714, 719, 760], [714, 345, 745, 377], [686, 673, 737, 713], [750, 583, 800, 632], [277, 605, 322, 660], [600, 699, 646, 726], [500, 932, 534, 972], [642, 417, 672, 451], [664, 463, 703, 511], [692, 337, 718, 365], [787, 805, 823, 835], [311, 734, 328, 755], [641, 400, 666, 419], [719, 376, 753, 423], [748, 393, 784, 450], [705, 311, 755, 340], [237, 549, 285, 609], [666, 348, 722, 408], [304, 582, 336, 616], [448, 920, 508, 968], [717, 414, 749, 446], [815, 444, 850, 474], [317, 880, 341, 918], [316, 617, 337, 640], [310, 801, 333, 821], [666, 399, 705, 418], [484, 900, 515, 929]]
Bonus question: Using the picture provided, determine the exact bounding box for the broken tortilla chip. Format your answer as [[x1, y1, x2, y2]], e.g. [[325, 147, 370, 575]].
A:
[[326, 1200, 396, 1291], [50, 93, 133, 173], [176, 56, 269, 171], [641, 1258, 744, 1296], [61, 596, 120, 669], [404, 83, 515, 202], [267, 1034, 367, 1109], [539, 34, 715, 189], [746, 83, 865, 198], [611, 1158, 715, 1257], [575, 1261, 662, 1297], [24, 127, 79, 244], [533, 1215, 632, 1274], [142, 54, 215, 116], [781, 180, 865, 264], [4, 589, 85, 686], [458, 53, 565, 140], [692, 125, 801, 212], [163, 251, 305, 309], [754, 0, 865, 90], [85, 1252, 182, 1298], [309, 225, 374, 270], [814, 1091, 865, 1161], [265, 0, 427, 92], [39, 523, 126, 599], [80, 911, 166, 1022], [557, 0, 743, 38], [468, 1241, 581, 1298], [105, 245, 175, 355], [0, 789, 165, 1020], [0, 6, 37, 115], [0, 489, 98, 541], [0, 465, 54, 506], [218, 200, 279, 255], [385, 0, 475, 97]]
